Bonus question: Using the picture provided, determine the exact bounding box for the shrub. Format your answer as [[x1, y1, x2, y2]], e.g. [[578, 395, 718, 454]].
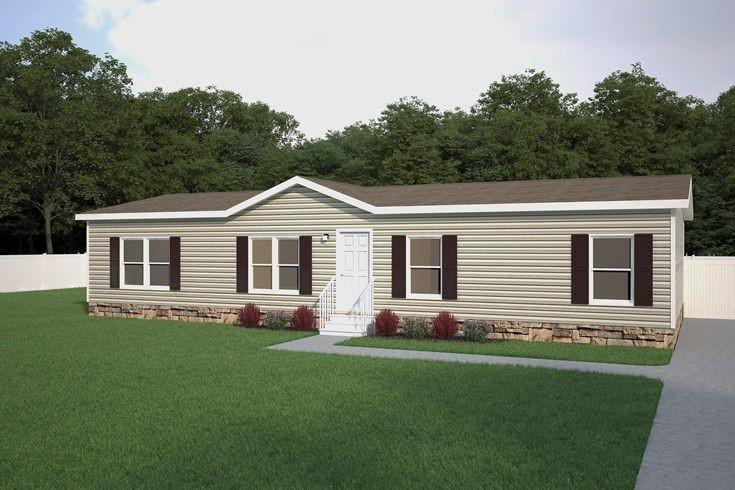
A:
[[463, 319, 490, 342], [238, 303, 261, 328], [433, 311, 458, 340], [263, 310, 290, 330], [375, 309, 399, 337], [402, 316, 429, 339], [291, 305, 317, 331]]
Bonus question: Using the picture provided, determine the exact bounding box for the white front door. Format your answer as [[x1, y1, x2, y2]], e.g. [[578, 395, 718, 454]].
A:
[[336, 231, 371, 311]]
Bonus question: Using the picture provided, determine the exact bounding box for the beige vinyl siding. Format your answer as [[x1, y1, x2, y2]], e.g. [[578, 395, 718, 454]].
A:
[[88, 185, 672, 328], [675, 210, 685, 319]]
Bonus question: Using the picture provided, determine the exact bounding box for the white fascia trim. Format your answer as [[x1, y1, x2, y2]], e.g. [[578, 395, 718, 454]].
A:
[[75, 210, 231, 220], [682, 181, 694, 221], [371, 199, 691, 215], [225, 176, 379, 215], [74, 176, 380, 221], [75, 175, 694, 221], [670, 209, 677, 329]]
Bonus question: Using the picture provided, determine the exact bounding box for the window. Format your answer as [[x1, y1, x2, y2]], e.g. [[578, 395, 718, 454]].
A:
[[252, 239, 272, 290], [122, 238, 170, 289], [278, 238, 299, 291], [250, 237, 299, 294], [407, 237, 441, 298], [590, 236, 633, 305]]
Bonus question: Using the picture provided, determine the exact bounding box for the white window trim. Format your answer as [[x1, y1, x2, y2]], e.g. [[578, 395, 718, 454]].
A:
[[248, 237, 300, 295], [589, 234, 634, 307], [120, 237, 171, 291], [406, 236, 442, 300]]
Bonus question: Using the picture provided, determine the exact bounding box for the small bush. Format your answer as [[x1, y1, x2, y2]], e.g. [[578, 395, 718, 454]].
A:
[[375, 309, 399, 337], [463, 319, 490, 342], [291, 305, 317, 331], [402, 316, 429, 339], [263, 310, 290, 330], [238, 303, 261, 328], [433, 311, 458, 340]]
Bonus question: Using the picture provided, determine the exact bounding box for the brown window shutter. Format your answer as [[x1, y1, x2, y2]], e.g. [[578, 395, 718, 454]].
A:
[[169, 237, 181, 291], [109, 237, 120, 289], [570, 234, 589, 304], [441, 235, 458, 300], [236, 236, 248, 293], [634, 234, 653, 306], [299, 235, 312, 295], [391, 235, 406, 298]]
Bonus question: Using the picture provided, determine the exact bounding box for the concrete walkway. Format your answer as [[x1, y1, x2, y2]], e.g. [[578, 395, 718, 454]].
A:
[[268, 333, 667, 379], [636, 318, 735, 489]]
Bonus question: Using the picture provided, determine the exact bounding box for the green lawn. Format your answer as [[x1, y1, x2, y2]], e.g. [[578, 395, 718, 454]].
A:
[[340, 335, 673, 366], [1, 289, 662, 488]]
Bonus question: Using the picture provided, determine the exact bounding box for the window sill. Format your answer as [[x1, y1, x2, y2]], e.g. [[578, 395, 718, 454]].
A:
[[120, 285, 171, 291], [406, 293, 443, 301], [250, 289, 300, 296], [589, 299, 635, 307]]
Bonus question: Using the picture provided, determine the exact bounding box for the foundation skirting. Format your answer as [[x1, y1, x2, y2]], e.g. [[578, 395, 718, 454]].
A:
[[88, 302, 682, 349], [481, 313, 681, 349], [88, 303, 242, 324]]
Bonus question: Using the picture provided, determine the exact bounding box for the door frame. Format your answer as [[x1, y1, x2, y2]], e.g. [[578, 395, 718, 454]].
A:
[[335, 228, 374, 309]]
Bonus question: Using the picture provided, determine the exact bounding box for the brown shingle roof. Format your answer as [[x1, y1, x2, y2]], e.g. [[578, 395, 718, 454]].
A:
[[306, 175, 692, 207], [81, 174, 691, 215], [88, 190, 260, 214]]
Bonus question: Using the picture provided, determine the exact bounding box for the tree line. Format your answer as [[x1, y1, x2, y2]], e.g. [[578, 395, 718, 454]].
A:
[[1, 29, 733, 255]]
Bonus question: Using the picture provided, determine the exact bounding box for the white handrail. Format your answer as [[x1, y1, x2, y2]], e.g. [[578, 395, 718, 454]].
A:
[[318, 276, 373, 334], [351, 280, 374, 334], [318, 276, 336, 330]]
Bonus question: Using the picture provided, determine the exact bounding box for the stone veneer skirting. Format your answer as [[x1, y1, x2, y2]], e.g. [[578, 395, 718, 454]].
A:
[[88, 302, 683, 349], [89, 302, 243, 324], [481, 307, 682, 349]]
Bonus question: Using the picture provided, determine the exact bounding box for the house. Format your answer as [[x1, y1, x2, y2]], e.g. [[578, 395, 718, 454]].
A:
[[75, 174, 692, 348]]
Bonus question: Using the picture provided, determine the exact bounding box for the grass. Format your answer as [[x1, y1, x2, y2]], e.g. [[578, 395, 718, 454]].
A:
[[340, 335, 673, 366], [0, 289, 662, 488]]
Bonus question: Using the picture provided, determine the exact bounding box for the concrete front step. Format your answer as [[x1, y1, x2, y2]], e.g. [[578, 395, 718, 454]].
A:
[[318, 329, 366, 337], [319, 313, 372, 337]]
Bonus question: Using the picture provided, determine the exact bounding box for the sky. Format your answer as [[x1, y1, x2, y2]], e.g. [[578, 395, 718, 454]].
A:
[[1, 0, 734, 138]]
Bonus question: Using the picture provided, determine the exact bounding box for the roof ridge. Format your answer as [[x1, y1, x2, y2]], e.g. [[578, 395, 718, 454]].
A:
[[151, 189, 261, 198], [304, 173, 691, 192], [144, 174, 692, 198], [300, 175, 366, 188]]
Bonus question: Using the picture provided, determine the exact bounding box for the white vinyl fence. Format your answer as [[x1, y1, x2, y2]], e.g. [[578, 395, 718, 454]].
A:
[[683, 256, 735, 320], [0, 254, 88, 293]]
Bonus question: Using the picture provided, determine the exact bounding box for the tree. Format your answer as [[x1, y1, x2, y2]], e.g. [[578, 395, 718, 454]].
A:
[[292, 138, 349, 178], [376, 97, 459, 184], [462, 70, 614, 182], [685, 87, 735, 255], [132, 87, 302, 195], [583, 62, 705, 176], [474, 69, 577, 117], [0, 29, 133, 253], [317, 123, 384, 185], [1, 29, 734, 257]]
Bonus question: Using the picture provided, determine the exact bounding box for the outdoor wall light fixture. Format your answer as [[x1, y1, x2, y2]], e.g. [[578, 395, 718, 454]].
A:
[[321, 233, 330, 242]]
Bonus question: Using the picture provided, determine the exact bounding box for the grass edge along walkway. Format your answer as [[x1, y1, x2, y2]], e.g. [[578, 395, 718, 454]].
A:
[[339, 335, 673, 366]]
